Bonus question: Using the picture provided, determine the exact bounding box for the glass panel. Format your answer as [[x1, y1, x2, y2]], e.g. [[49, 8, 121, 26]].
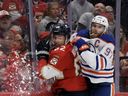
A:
[[119, 0, 128, 92], [1, 0, 128, 95], [0, 0, 52, 95]]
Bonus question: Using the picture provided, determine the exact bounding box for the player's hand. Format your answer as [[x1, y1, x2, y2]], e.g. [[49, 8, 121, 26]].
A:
[[75, 38, 89, 54], [70, 28, 89, 45], [71, 36, 81, 45], [69, 33, 77, 44]]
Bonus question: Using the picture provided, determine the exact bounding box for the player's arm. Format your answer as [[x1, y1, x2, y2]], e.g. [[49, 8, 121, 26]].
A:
[[38, 52, 64, 80], [75, 38, 115, 70], [80, 43, 114, 70], [38, 46, 66, 80], [39, 45, 77, 80], [37, 58, 48, 79]]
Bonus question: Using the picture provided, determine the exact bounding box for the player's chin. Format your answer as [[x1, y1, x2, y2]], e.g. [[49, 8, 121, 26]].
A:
[[90, 34, 98, 38]]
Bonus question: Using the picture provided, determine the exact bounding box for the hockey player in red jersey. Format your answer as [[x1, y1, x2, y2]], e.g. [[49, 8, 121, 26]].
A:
[[37, 23, 88, 96], [72, 15, 115, 96]]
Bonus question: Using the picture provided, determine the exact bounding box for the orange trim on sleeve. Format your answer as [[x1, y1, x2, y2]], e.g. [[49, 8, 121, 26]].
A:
[[100, 57, 104, 70], [81, 67, 113, 75]]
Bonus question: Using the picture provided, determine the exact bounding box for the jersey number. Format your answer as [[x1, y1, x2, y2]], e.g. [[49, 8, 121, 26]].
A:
[[54, 46, 66, 52], [104, 48, 113, 58]]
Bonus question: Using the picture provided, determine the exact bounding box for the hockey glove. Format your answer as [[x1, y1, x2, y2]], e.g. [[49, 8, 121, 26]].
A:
[[75, 38, 89, 54], [37, 38, 50, 60]]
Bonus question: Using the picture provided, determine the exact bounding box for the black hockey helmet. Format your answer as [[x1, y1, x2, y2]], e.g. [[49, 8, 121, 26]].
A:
[[52, 23, 71, 38]]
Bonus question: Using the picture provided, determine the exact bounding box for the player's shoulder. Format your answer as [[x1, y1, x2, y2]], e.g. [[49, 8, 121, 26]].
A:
[[77, 29, 90, 38], [99, 34, 115, 45]]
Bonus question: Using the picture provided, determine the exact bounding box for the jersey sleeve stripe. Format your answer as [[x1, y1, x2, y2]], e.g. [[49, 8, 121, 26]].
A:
[[100, 56, 104, 69], [81, 67, 113, 75], [96, 55, 106, 70], [81, 63, 114, 71], [81, 72, 113, 78], [100, 54, 107, 69], [96, 55, 99, 70]]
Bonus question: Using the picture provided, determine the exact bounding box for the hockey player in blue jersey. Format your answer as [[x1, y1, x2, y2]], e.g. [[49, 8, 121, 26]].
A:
[[71, 15, 115, 96]]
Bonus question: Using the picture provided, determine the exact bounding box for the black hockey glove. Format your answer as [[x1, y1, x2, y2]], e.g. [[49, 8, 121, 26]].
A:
[[37, 38, 50, 60]]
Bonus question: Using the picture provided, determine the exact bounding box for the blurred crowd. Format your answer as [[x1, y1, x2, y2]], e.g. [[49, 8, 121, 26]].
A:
[[0, 0, 127, 93]]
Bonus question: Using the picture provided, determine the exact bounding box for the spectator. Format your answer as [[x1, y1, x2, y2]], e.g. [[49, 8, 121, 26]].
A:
[[0, 10, 14, 58], [2, 0, 25, 21], [37, 1, 64, 35], [70, 0, 94, 29], [0, 42, 8, 91], [0, 10, 12, 38], [88, 0, 115, 7], [0, 10, 25, 55], [121, 0, 128, 36], [101, 5, 115, 37], [77, 3, 106, 31], [33, 1, 47, 28], [9, 25, 22, 36], [122, 40, 128, 57], [2, 28, 31, 92], [2, 0, 24, 14], [119, 26, 128, 92]]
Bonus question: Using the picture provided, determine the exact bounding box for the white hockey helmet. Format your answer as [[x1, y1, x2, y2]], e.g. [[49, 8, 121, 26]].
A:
[[91, 15, 109, 32]]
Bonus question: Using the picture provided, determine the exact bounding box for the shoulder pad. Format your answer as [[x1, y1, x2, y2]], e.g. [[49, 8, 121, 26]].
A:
[[77, 29, 90, 38], [99, 34, 115, 45]]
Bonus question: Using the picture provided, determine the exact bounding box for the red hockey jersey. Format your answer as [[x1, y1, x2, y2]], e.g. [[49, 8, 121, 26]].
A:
[[38, 43, 87, 92]]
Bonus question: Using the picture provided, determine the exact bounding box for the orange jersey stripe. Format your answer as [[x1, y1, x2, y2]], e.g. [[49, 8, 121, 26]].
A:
[[111, 83, 115, 96], [100, 57, 104, 70], [81, 67, 113, 75]]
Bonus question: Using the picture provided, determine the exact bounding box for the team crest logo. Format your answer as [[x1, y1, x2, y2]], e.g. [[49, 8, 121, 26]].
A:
[[50, 56, 59, 65]]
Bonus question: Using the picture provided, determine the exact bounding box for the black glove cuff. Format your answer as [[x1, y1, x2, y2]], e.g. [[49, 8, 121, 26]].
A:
[[37, 50, 49, 60]]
